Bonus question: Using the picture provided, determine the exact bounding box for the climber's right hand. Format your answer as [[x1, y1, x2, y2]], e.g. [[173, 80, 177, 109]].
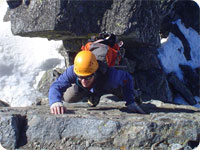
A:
[[50, 102, 65, 114]]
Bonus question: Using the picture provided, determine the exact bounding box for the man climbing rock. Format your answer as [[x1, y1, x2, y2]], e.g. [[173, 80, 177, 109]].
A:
[[48, 50, 145, 114]]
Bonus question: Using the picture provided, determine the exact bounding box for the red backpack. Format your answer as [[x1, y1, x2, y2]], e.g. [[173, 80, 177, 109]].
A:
[[81, 38, 124, 67]]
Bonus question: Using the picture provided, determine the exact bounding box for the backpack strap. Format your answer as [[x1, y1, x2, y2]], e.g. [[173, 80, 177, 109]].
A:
[[81, 42, 92, 51]]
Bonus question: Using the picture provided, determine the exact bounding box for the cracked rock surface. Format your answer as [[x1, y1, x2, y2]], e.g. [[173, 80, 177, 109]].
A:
[[0, 97, 200, 150]]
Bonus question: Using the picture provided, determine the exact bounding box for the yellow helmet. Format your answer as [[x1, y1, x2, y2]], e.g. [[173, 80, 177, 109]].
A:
[[74, 51, 99, 76]]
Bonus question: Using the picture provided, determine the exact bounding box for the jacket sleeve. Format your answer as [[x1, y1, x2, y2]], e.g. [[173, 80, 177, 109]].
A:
[[48, 65, 76, 106], [105, 68, 135, 105]]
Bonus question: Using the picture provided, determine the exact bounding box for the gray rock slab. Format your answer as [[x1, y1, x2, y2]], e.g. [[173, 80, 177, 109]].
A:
[[26, 115, 120, 143], [0, 100, 200, 149]]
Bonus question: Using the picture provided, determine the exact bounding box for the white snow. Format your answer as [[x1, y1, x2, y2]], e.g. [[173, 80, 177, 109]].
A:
[[0, 0, 65, 106], [157, 20, 200, 107]]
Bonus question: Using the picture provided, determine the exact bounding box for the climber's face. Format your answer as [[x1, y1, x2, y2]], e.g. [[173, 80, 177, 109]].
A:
[[78, 74, 95, 88]]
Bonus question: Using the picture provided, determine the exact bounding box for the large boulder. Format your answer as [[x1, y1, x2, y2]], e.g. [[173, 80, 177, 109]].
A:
[[8, 0, 160, 47]]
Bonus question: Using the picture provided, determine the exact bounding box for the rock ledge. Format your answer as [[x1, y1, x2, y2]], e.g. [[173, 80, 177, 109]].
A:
[[0, 99, 200, 150]]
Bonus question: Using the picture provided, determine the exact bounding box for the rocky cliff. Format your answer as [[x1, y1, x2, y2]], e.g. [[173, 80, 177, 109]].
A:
[[1, 0, 200, 149]]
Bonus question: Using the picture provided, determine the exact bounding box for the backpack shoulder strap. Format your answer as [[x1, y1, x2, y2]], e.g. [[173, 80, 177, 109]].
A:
[[81, 42, 93, 51]]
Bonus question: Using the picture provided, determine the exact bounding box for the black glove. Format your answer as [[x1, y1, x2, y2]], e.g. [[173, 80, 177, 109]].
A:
[[126, 102, 145, 114], [87, 95, 100, 107]]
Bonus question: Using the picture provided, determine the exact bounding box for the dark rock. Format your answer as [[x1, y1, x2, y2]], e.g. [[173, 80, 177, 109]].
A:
[[61, 40, 81, 66], [173, 0, 199, 32], [160, 1, 194, 60], [196, 68, 200, 97], [160, 0, 200, 38], [6, 0, 22, 9], [63, 51, 77, 68], [126, 47, 162, 70], [24, 0, 30, 6], [125, 47, 173, 103], [63, 39, 88, 52], [9, 0, 160, 47], [119, 57, 137, 74], [101, 0, 160, 48], [134, 69, 173, 103], [180, 65, 200, 97], [187, 140, 200, 149], [0, 114, 21, 149], [167, 73, 197, 105]]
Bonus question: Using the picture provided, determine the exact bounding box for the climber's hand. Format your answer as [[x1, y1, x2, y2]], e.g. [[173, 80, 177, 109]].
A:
[[50, 102, 65, 114]]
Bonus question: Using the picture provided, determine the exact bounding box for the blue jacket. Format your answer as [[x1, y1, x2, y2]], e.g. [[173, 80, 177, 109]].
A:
[[48, 65, 135, 106]]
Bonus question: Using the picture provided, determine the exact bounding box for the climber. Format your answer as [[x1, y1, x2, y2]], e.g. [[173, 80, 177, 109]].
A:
[[48, 50, 145, 114]]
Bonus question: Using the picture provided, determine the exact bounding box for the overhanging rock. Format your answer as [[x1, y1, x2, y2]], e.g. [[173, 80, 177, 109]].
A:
[[8, 0, 160, 47]]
